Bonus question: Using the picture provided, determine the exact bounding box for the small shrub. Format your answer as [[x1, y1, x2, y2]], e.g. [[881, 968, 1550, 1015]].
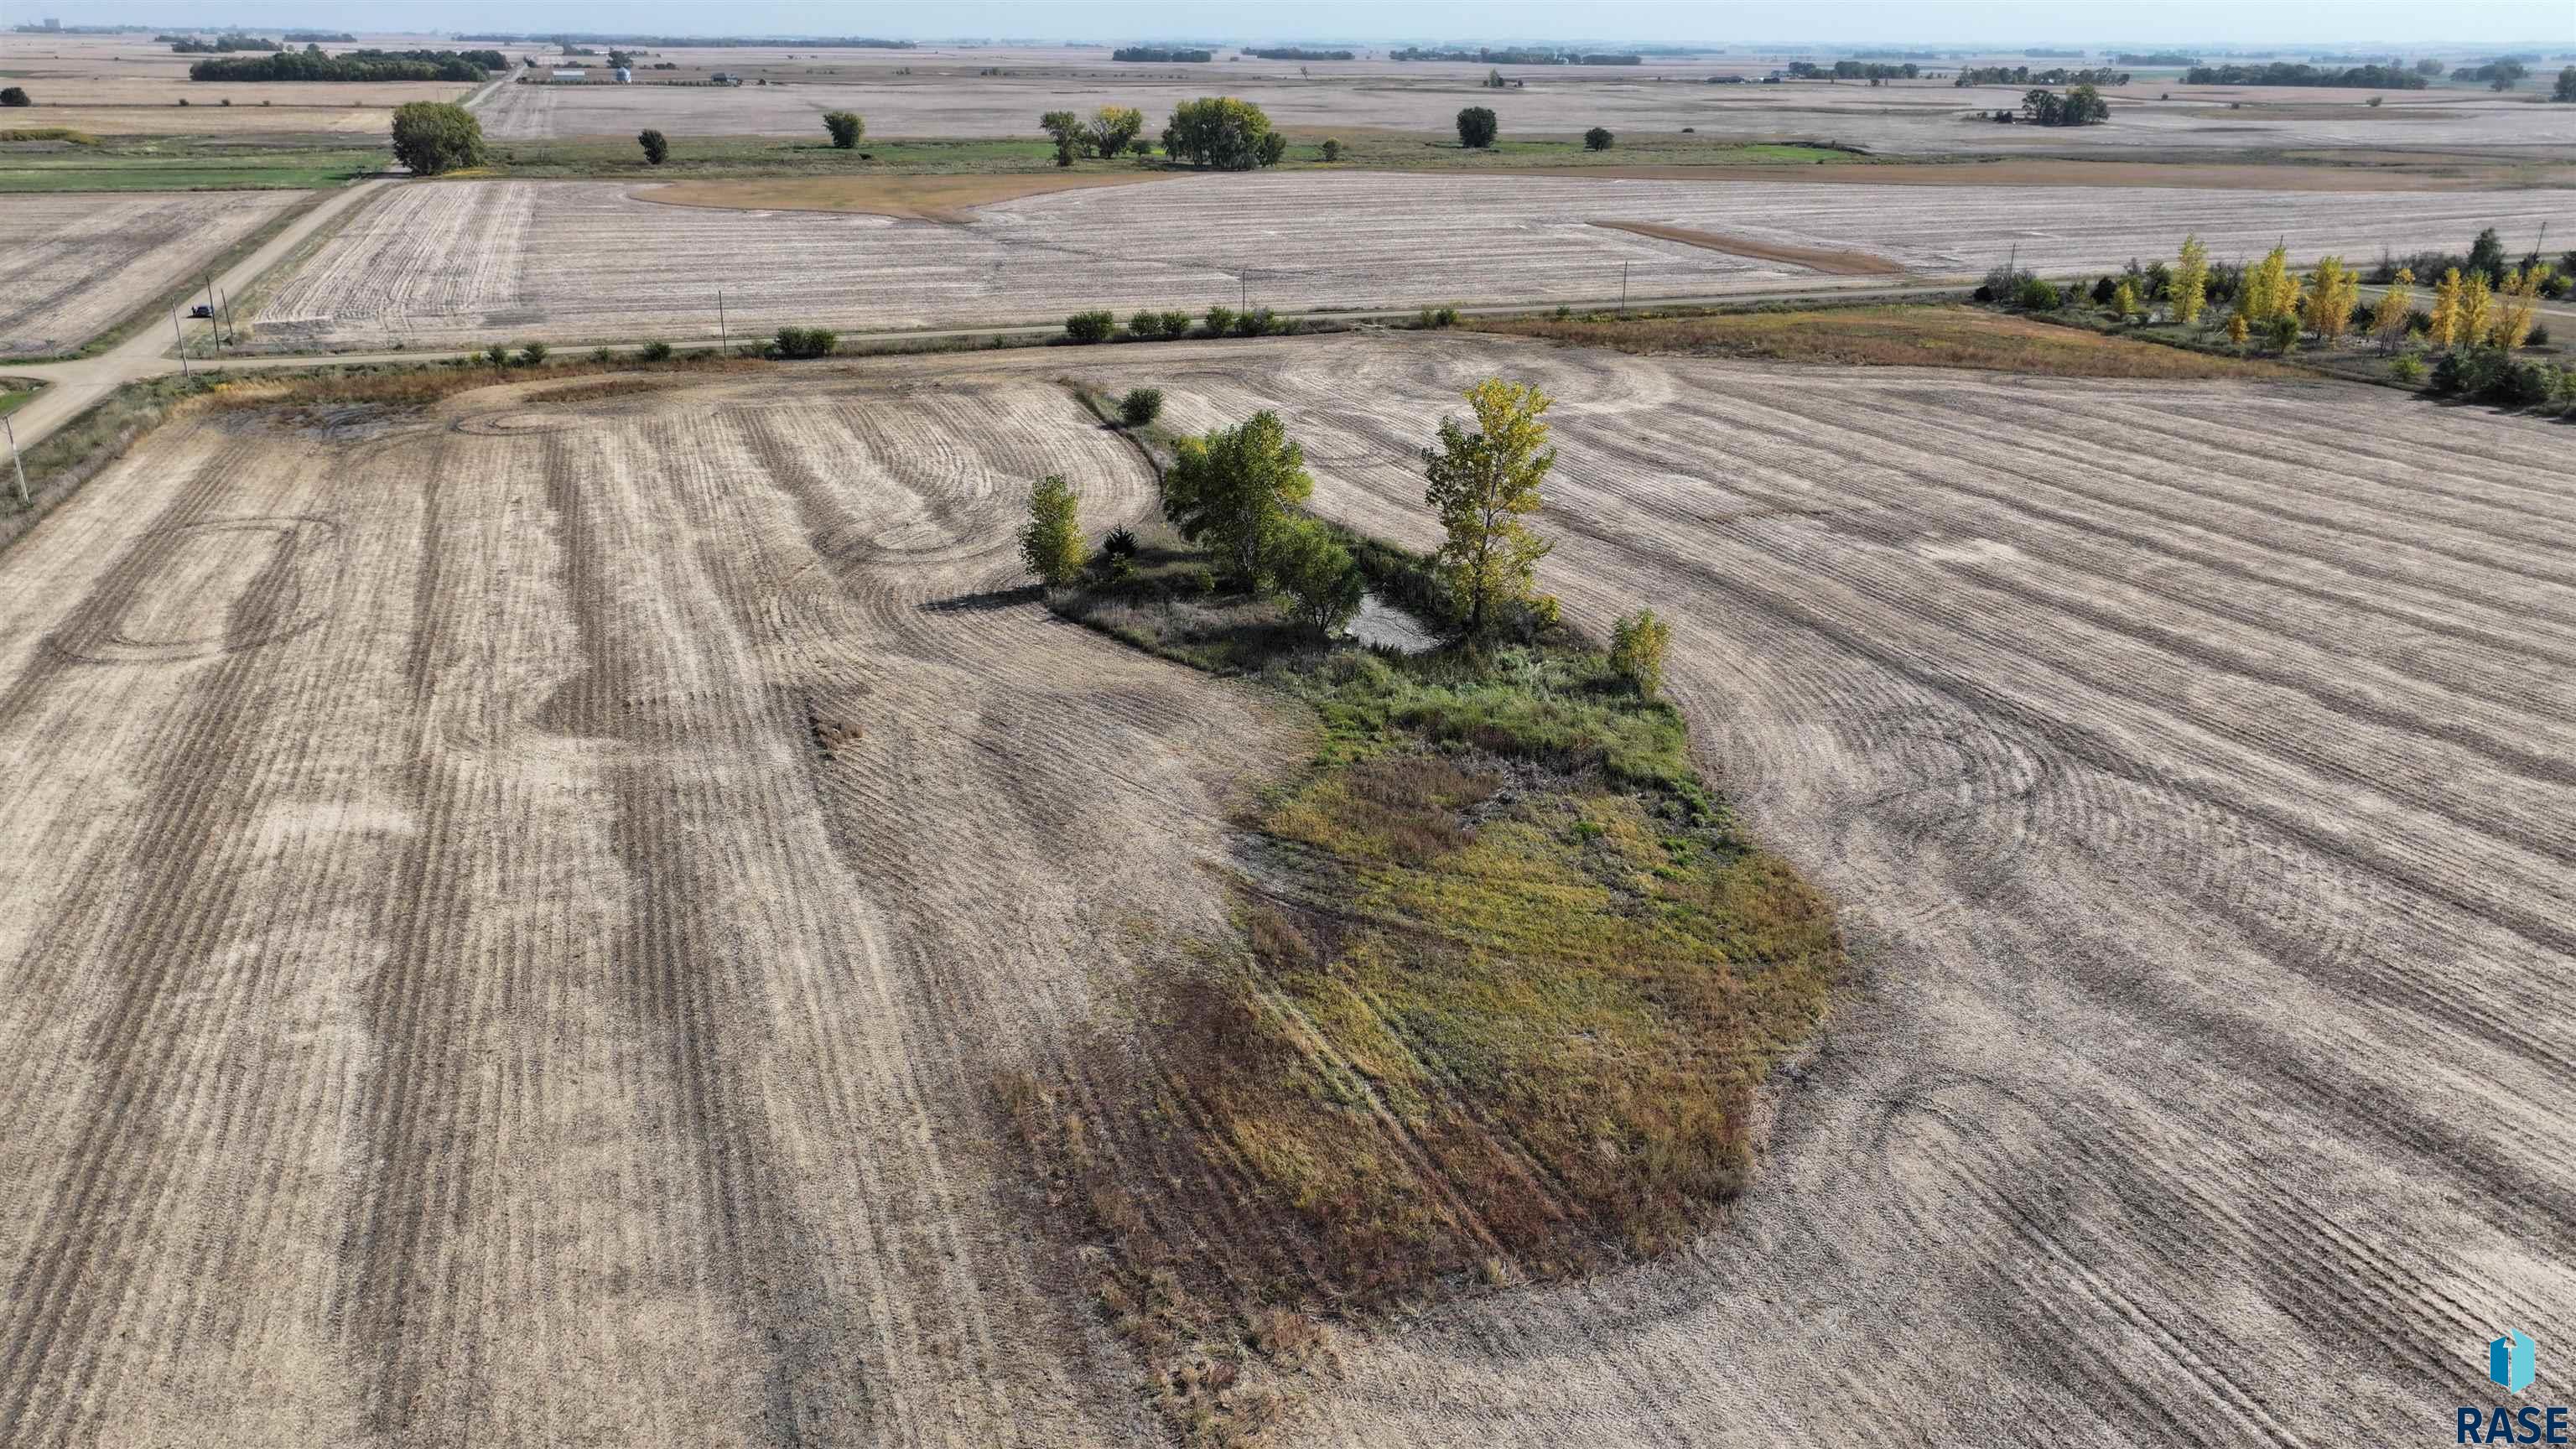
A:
[[1101, 526, 1140, 560], [641, 339, 673, 361], [1202, 305, 1235, 337], [2386, 354, 2426, 384], [2014, 278, 2060, 310], [823, 111, 863, 148], [1416, 304, 1461, 329], [638, 127, 668, 164], [0, 87, 29, 107], [1610, 610, 1671, 696], [773, 325, 839, 359], [1159, 309, 1192, 337], [2495, 359, 2557, 407], [1319, 137, 1343, 161], [517, 342, 548, 366], [1064, 310, 1117, 344], [1583, 126, 1614, 151], [1233, 308, 1276, 337], [1126, 309, 1166, 340], [1118, 387, 1164, 426], [2263, 314, 2299, 354], [484, 341, 509, 368], [2531, 324, 2552, 347], [591, 346, 615, 363]]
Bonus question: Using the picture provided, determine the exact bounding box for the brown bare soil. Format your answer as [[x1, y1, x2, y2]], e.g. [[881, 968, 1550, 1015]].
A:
[[637, 169, 1177, 222], [1590, 219, 1903, 274], [1475, 304, 2296, 377]]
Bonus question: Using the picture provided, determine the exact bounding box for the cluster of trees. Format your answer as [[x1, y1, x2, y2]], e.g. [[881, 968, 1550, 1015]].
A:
[[167, 34, 282, 53], [1040, 106, 1145, 164], [1162, 96, 1284, 169], [1063, 305, 1292, 342], [1955, 65, 2129, 86], [2374, 227, 2575, 299], [461, 32, 911, 47], [2111, 52, 2199, 65], [390, 101, 486, 175], [2180, 61, 2428, 87], [1786, 60, 1920, 80], [190, 46, 506, 82], [1244, 47, 1353, 60], [1026, 378, 1618, 662], [1391, 47, 1638, 65], [2011, 85, 2109, 125], [1111, 46, 1213, 63], [2451, 60, 2527, 89]]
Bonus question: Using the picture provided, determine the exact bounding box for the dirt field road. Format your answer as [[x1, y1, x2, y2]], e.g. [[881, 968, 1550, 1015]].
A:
[[0, 362, 1284, 1446], [1057, 335, 2576, 1445]]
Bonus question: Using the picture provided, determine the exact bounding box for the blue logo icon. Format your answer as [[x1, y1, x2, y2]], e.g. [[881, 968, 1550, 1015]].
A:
[[2495, 1331, 2538, 1395]]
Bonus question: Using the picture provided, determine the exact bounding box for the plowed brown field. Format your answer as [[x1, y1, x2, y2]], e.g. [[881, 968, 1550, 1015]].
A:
[[3, 334, 2571, 1446]]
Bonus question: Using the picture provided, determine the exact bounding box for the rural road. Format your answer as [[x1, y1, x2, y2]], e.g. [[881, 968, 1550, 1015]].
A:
[[1, 175, 400, 451]]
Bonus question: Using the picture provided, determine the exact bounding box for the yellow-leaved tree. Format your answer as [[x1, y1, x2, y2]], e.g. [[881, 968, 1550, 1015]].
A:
[[2237, 244, 2297, 328], [2303, 257, 2358, 344], [2172, 234, 2210, 325], [1424, 377, 1557, 641], [2491, 265, 2550, 349], [2459, 271, 2496, 345], [2371, 267, 2415, 352], [2111, 278, 2142, 321], [2428, 267, 2465, 348]]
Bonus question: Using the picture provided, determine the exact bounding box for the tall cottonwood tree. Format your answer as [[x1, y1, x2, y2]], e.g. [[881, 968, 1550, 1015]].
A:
[[1020, 475, 1085, 585], [1424, 378, 1556, 640], [2171, 234, 2210, 325]]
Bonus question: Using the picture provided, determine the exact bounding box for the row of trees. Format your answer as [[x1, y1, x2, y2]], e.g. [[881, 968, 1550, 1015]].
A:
[[190, 46, 505, 82], [1040, 106, 1145, 164], [2179, 61, 2427, 87], [1955, 65, 2130, 86], [169, 34, 281, 53], [2017, 85, 2109, 125]]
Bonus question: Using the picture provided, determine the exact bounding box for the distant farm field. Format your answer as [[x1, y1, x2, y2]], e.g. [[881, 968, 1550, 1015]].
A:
[[247, 174, 2576, 348], [0, 190, 304, 356]]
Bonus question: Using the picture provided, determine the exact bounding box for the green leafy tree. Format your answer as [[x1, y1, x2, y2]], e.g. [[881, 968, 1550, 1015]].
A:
[[1161, 410, 1312, 584], [1255, 130, 1287, 166], [1020, 475, 1086, 586], [1423, 378, 1556, 639], [1456, 105, 1499, 148], [637, 127, 667, 164], [1085, 105, 1145, 158], [1319, 137, 1343, 161], [0, 86, 30, 107], [1609, 610, 1671, 696], [823, 111, 863, 148], [1118, 387, 1164, 426], [1163, 96, 1279, 169], [1269, 521, 1364, 635], [1583, 126, 1613, 150], [1039, 108, 1083, 164], [390, 101, 486, 175], [2556, 66, 2576, 102]]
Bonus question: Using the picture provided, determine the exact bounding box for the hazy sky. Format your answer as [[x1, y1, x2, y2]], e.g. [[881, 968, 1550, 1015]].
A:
[[29, 0, 2576, 46]]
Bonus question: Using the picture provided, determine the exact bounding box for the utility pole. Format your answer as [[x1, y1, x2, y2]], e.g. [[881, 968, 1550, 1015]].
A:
[[204, 273, 221, 353], [3, 413, 26, 508], [174, 309, 190, 376]]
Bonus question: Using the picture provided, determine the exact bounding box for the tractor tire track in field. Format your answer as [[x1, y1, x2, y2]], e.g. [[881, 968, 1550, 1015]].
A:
[[1049, 334, 2576, 1446]]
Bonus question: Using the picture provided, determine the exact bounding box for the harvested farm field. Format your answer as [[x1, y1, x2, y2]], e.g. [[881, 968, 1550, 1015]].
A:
[[249, 174, 2576, 348], [1042, 332, 2576, 1445], [465, 62, 2576, 154], [0, 357, 1293, 1446], [0, 190, 305, 356], [3, 331, 2572, 1446]]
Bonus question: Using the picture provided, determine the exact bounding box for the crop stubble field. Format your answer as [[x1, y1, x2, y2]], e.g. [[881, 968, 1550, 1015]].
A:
[[1052, 333, 2576, 1445], [249, 174, 2576, 347], [0, 190, 304, 356], [0, 361, 1291, 1446], [0, 333, 2570, 1443]]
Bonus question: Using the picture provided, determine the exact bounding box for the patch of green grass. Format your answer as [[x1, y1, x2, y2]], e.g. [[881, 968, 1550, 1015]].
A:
[[0, 385, 36, 418], [0, 134, 381, 191]]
